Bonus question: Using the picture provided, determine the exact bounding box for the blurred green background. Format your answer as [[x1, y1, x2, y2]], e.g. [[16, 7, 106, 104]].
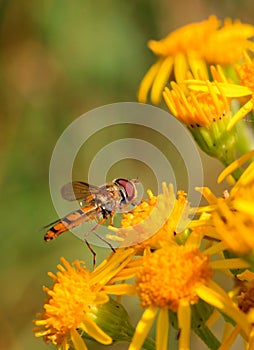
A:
[[1, 1, 254, 349]]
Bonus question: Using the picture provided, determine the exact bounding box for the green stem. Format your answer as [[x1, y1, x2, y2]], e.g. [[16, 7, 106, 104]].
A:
[[191, 301, 221, 350], [194, 325, 221, 350]]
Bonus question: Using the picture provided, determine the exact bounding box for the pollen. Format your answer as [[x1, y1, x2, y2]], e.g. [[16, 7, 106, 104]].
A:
[[111, 183, 190, 250], [136, 245, 213, 312], [121, 190, 157, 228]]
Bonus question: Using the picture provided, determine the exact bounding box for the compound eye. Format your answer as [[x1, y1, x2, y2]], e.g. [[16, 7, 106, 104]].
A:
[[114, 178, 136, 201]]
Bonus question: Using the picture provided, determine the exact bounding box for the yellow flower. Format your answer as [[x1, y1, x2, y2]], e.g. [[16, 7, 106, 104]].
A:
[[107, 183, 191, 252], [163, 81, 238, 166], [186, 52, 254, 131], [197, 153, 254, 257], [107, 180, 252, 349], [216, 161, 254, 256], [235, 52, 254, 91], [138, 16, 254, 105], [148, 16, 219, 57], [33, 249, 137, 350], [34, 181, 254, 350], [136, 244, 212, 312], [213, 198, 254, 256], [164, 80, 231, 127], [128, 234, 251, 350], [202, 18, 254, 65]]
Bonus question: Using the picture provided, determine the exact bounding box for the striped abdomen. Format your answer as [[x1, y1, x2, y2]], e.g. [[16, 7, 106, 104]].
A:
[[44, 205, 101, 241]]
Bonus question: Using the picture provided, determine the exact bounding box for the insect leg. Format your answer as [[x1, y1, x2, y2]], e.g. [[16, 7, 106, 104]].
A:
[[83, 216, 115, 263], [83, 217, 107, 239], [92, 231, 116, 252], [109, 211, 115, 226], [85, 239, 97, 267]]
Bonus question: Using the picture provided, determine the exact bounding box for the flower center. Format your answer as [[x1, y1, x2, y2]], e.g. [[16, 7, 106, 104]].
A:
[[136, 245, 213, 312], [121, 191, 157, 228], [114, 184, 190, 249]]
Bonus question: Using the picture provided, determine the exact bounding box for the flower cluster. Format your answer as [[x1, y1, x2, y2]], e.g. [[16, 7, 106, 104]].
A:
[[138, 15, 254, 105], [34, 15, 254, 350]]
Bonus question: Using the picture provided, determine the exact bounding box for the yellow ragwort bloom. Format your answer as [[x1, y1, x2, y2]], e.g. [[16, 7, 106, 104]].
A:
[[164, 80, 231, 127], [108, 184, 252, 349], [163, 81, 238, 166], [34, 258, 111, 350], [107, 183, 191, 251], [215, 156, 254, 256], [202, 18, 254, 65], [195, 152, 254, 257], [138, 16, 254, 105], [33, 249, 137, 350], [136, 245, 212, 312], [186, 52, 254, 131], [128, 233, 251, 350]]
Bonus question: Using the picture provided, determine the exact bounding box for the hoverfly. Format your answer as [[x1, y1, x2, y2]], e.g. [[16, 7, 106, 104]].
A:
[[43, 178, 138, 261]]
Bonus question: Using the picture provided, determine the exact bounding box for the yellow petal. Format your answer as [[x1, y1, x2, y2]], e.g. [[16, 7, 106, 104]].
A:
[[103, 284, 137, 295], [195, 186, 218, 204], [93, 293, 109, 304], [197, 281, 250, 337], [174, 52, 188, 83], [217, 150, 254, 183], [150, 56, 174, 105], [91, 248, 135, 284], [220, 325, 241, 350], [203, 242, 227, 256], [156, 308, 169, 350], [137, 59, 163, 103], [80, 314, 112, 345], [186, 80, 252, 98], [227, 99, 254, 131], [237, 269, 254, 282], [210, 258, 250, 270], [128, 306, 157, 350], [178, 300, 191, 350], [234, 199, 254, 215], [70, 328, 88, 350], [247, 326, 254, 350], [185, 230, 203, 249], [187, 53, 208, 80]]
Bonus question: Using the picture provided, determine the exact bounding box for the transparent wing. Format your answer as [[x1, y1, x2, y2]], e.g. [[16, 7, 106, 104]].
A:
[[61, 181, 100, 201]]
